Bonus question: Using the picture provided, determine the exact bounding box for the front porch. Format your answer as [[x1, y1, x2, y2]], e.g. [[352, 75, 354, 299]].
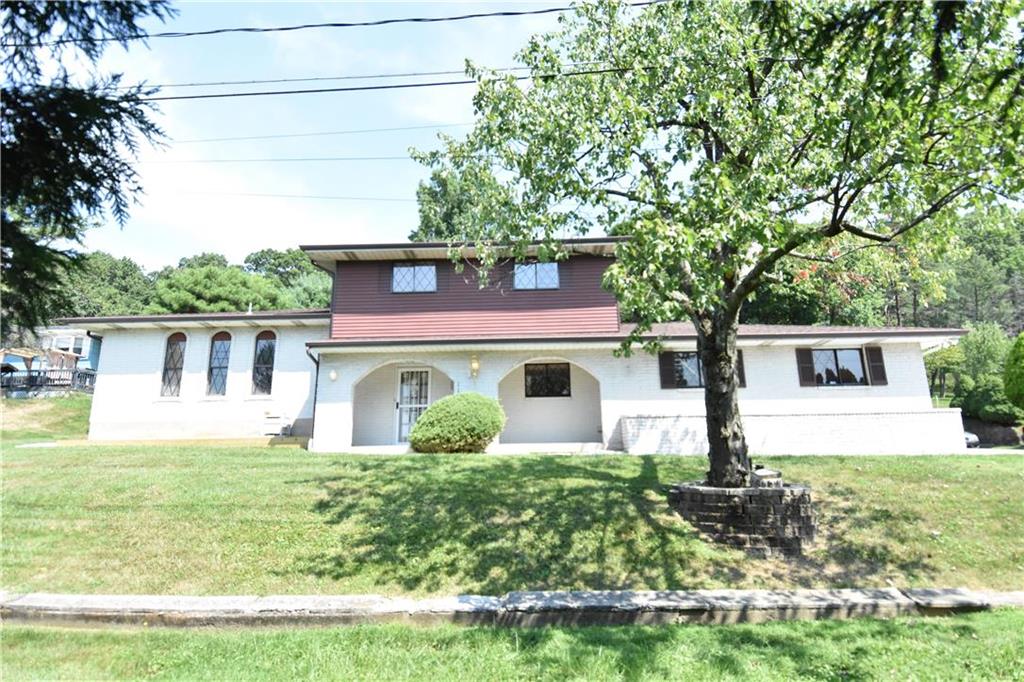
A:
[[308, 348, 608, 453]]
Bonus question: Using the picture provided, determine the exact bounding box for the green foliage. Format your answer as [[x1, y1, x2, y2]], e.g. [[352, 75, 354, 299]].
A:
[[62, 251, 153, 316], [1, 1, 175, 332], [1005, 333, 1024, 410], [410, 170, 495, 242], [243, 248, 319, 286], [951, 374, 1023, 426], [408, 393, 506, 453], [148, 266, 291, 314], [177, 252, 228, 269], [283, 271, 331, 309], [959, 323, 1012, 382], [924, 344, 964, 396]]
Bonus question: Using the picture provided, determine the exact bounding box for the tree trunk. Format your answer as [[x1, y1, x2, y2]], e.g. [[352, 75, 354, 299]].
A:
[[696, 311, 751, 487]]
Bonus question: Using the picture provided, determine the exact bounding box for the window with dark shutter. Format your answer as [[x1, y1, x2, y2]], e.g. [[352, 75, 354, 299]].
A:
[[865, 346, 888, 385], [252, 330, 276, 395], [795, 348, 816, 386], [658, 351, 746, 388], [160, 333, 187, 397], [797, 348, 868, 386], [206, 332, 232, 396]]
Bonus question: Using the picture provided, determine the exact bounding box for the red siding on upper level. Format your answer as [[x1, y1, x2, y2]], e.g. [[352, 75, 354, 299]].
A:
[[330, 255, 620, 340]]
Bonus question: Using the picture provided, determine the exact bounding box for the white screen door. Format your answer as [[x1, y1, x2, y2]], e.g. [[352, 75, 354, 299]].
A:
[[397, 369, 430, 442]]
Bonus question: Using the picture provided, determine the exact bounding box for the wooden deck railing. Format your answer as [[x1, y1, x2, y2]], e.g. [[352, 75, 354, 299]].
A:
[[0, 368, 97, 393]]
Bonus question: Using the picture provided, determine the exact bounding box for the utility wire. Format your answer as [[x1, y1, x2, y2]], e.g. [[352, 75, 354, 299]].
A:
[[175, 123, 472, 144], [143, 66, 650, 102], [145, 156, 414, 163], [117, 64, 602, 90], [5, 2, 664, 47]]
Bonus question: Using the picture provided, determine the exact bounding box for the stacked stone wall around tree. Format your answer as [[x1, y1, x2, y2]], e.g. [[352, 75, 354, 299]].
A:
[[667, 482, 816, 558]]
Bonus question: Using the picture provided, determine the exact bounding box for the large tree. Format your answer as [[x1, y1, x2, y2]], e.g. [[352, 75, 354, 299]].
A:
[[1, 1, 174, 334], [63, 251, 154, 316], [148, 265, 291, 314], [419, 0, 1021, 486]]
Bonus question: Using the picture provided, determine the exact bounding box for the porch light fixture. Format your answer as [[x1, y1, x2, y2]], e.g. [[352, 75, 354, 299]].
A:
[[469, 354, 480, 378], [328, 369, 338, 382]]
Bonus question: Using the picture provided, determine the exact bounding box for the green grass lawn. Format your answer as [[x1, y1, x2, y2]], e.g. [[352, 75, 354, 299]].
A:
[[0, 394, 92, 443], [3, 611, 1022, 681], [2, 445, 1021, 596]]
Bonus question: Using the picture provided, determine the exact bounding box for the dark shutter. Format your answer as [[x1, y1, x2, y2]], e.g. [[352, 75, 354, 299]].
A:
[[795, 348, 816, 386], [865, 346, 888, 385], [659, 352, 677, 389], [736, 350, 746, 388]]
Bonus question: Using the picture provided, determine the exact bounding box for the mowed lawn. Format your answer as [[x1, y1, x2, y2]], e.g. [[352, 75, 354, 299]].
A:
[[2, 443, 1022, 596], [3, 611, 1023, 681]]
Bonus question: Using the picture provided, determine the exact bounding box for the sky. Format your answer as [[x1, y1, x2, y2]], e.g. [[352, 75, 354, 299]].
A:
[[73, 2, 570, 271]]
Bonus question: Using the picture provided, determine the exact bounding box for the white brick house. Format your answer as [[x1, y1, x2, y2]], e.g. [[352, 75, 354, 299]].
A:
[[62, 239, 968, 455]]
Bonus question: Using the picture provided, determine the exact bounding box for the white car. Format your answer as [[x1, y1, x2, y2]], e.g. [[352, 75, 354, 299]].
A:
[[964, 431, 980, 448]]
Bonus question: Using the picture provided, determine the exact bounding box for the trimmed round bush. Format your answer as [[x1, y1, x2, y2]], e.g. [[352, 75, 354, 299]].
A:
[[409, 392, 506, 453], [951, 374, 1023, 426]]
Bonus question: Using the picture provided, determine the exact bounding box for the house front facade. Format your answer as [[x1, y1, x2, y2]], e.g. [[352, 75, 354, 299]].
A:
[[64, 239, 968, 454]]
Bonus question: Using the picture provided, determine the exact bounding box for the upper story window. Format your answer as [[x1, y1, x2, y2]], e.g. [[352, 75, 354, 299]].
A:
[[160, 332, 187, 397], [513, 262, 559, 290], [52, 335, 85, 355], [392, 263, 436, 293], [659, 351, 746, 389], [207, 332, 232, 396], [525, 362, 571, 397], [251, 331, 276, 395]]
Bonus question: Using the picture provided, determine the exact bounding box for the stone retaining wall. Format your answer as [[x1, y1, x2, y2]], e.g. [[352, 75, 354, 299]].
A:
[[667, 482, 816, 557]]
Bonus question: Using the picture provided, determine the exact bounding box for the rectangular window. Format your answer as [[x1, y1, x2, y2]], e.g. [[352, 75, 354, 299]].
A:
[[72, 337, 84, 355], [513, 262, 559, 289], [808, 348, 867, 386], [659, 351, 746, 388], [524, 362, 571, 397], [392, 264, 437, 293]]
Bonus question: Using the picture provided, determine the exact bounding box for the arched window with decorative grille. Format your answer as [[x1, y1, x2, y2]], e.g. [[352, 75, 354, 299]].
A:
[[251, 330, 276, 395], [207, 332, 232, 396], [160, 333, 187, 397]]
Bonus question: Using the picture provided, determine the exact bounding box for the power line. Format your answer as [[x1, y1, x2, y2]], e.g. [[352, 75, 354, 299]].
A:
[[5, 2, 664, 47], [119, 64, 604, 90], [175, 123, 472, 144], [142, 66, 647, 102], [145, 156, 414, 163]]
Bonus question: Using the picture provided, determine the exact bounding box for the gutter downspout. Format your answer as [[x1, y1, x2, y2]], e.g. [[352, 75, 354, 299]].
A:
[[305, 346, 320, 449]]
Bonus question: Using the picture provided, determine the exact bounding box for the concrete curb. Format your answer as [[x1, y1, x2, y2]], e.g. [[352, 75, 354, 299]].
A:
[[2, 588, 1021, 628]]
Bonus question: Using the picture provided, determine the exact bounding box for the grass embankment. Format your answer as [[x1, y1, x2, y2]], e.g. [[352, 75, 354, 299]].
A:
[[0, 394, 91, 443], [2, 447, 1021, 595], [3, 611, 1022, 681]]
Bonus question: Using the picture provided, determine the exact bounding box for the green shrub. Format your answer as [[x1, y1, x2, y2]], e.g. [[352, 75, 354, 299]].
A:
[[409, 392, 506, 453], [959, 323, 1011, 382], [951, 374, 1023, 425], [1005, 333, 1024, 410]]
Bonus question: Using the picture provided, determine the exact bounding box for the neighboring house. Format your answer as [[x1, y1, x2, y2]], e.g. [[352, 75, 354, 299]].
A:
[[1, 327, 102, 372], [60, 239, 968, 454]]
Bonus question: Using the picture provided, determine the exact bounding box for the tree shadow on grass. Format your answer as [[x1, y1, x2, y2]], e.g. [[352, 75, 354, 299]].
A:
[[775, 482, 937, 588], [440, 617, 982, 681], [290, 455, 750, 594], [290, 456, 940, 595]]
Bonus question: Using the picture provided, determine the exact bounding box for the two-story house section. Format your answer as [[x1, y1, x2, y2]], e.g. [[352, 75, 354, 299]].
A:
[[63, 238, 968, 455]]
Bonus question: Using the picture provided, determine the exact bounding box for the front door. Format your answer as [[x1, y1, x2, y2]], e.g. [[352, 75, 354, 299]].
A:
[[396, 369, 430, 442]]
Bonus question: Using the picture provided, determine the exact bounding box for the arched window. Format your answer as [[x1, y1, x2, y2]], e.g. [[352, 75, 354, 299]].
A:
[[207, 332, 232, 396], [251, 330, 276, 395], [160, 333, 187, 397]]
